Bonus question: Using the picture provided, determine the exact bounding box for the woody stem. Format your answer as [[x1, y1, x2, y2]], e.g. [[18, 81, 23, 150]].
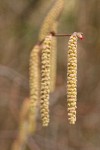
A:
[[50, 31, 71, 37], [38, 32, 71, 45]]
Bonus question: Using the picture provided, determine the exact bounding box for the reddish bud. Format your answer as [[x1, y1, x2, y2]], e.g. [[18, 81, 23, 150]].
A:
[[80, 36, 84, 40]]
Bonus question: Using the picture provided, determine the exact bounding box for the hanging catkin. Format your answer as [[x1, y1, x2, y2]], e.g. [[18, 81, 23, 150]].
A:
[[67, 32, 83, 124], [50, 22, 58, 92], [39, 0, 64, 41], [29, 45, 40, 117], [12, 99, 30, 150], [40, 34, 52, 126]]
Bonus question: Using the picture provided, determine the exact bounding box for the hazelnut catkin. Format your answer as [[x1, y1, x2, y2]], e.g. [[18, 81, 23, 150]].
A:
[[40, 34, 52, 126], [67, 32, 83, 124], [67, 32, 78, 124], [29, 45, 40, 117], [39, 0, 64, 41], [50, 22, 58, 92], [12, 99, 30, 150]]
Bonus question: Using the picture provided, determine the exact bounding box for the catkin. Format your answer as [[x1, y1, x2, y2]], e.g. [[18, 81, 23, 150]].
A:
[[29, 45, 40, 117], [67, 32, 78, 124], [39, 0, 64, 41], [12, 99, 30, 150], [40, 34, 52, 126], [50, 22, 58, 92]]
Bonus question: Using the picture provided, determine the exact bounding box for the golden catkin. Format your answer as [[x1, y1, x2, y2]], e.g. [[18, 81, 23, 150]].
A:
[[12, 99, 31, 150], [39, 0, 64, 41], [40, 34, 52, 126], [29, 45, 40, 117], [67, 32, 83, 124], [67, 32, 78, 124], [50, 22, 58, 92]]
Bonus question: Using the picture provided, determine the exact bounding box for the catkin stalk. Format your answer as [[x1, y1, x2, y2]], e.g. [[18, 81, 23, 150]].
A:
[[67, 32, 78, 124], [40, 34, 52, 126]]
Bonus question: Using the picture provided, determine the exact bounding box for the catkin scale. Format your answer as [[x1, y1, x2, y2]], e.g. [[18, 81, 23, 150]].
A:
[[40, 35, 52, 126], [67, 33, 78, 124]]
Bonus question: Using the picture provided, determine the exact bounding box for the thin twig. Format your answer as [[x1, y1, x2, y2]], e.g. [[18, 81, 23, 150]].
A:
[[38, 32, 71, 46], [50, 31, 71, 37]]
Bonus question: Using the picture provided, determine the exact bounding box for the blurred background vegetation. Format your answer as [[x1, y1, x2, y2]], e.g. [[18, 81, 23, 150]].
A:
[[0, 0, 100, 150]]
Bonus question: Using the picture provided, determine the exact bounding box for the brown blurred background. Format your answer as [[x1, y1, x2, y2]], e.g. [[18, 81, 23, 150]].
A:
[[0, 0, 100, 150]]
